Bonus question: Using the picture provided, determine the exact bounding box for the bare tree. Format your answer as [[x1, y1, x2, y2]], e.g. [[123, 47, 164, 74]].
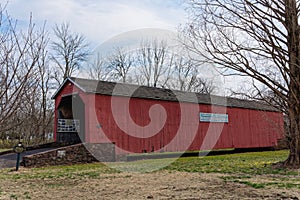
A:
[[184, 0, 300, 167], [88, 53, 110, 81], [138, 40, 172, 88], [0, 11, 48, 137], [194, 78, 216, 94], [172, 57, 197, 91], [51, 22, 90, 85], [34, 37, 54, 143], [0, 5, 54, 146], [108, 47, 134, 83], [169, 56, 216, 93], [88, 40, 216, 93]]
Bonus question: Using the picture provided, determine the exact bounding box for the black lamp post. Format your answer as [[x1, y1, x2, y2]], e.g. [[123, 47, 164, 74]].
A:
[[13, 142, 25, 171]]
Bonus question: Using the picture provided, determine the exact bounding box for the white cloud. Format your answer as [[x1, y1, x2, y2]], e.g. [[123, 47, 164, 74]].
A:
[[5, 0, 186, 44]]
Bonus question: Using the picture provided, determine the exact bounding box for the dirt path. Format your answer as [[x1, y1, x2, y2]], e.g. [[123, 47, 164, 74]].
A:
[[0, 171, 299, 199]]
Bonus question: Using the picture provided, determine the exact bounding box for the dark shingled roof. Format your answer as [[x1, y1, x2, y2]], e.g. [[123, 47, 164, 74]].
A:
[[53, 77, 279, 112]]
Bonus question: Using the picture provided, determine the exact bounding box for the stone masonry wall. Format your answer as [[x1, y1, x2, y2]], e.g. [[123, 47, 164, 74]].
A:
[[22, 143, 115, 168]]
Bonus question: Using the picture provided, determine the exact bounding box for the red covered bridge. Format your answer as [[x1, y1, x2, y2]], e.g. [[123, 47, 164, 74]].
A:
[[52, 77, 284, 155]]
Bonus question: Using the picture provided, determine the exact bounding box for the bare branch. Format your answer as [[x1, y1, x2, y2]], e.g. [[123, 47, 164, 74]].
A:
[[184, 0, 300, 167], [51, 22, 90, 85]]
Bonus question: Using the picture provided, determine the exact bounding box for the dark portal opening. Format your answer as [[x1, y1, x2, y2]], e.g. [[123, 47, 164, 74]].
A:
[[57, 94, 85, 144]]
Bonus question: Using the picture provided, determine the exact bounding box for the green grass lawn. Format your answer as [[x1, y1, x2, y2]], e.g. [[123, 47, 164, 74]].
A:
[[164, 150, 292, 175], [0, 162, 118, 181], [0, 150, 291, 177], [1, 150, 299, 190], [105, 150, 291, 174], [0, 150, 298, 199], [0, 149, 11, 153]]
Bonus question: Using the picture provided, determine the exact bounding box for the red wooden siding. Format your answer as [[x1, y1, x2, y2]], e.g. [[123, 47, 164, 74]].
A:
[[85, 93, 283, 155], [54, 81, 284, 155], [53, 81, 88, 141]]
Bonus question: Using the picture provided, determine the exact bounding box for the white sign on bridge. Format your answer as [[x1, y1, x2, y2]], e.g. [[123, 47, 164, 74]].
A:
[[200, 112, 229, 123]]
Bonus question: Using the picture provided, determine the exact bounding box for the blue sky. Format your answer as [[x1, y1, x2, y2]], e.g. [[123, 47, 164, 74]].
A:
[[2, 0, 249, 94], [5, 0, 187, 45]]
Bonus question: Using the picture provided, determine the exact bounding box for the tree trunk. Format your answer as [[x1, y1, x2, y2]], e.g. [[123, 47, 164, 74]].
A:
[[284, 106, 300, 167], [282, 0, 300, 168]]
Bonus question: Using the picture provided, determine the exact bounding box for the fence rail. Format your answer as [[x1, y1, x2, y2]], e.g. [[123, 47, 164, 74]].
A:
[[57, 119, 80, 132]]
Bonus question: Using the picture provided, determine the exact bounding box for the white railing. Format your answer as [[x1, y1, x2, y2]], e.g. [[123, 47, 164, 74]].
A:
[[57, 119, 80, 132]]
